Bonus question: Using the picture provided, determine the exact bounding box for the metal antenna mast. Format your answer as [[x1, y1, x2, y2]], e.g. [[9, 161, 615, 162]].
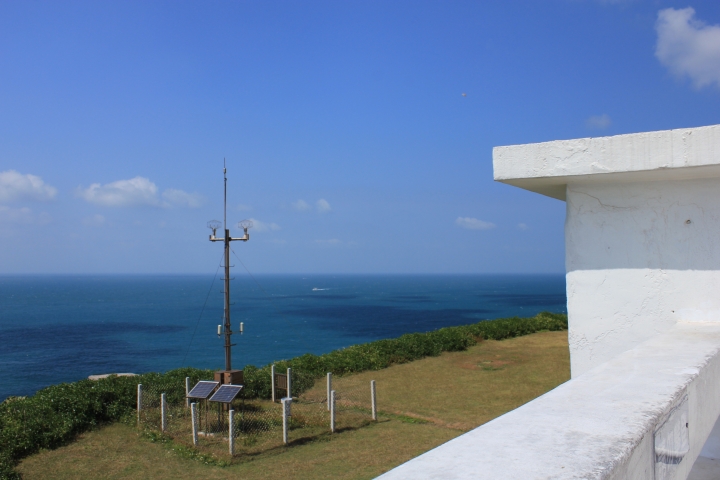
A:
[[208, 160, 252, 373]]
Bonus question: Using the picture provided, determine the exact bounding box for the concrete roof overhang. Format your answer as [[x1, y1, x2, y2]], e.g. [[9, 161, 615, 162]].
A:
[[492, 124, 720, 201]]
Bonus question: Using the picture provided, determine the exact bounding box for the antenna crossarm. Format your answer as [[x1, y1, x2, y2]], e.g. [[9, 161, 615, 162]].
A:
[[208, 234, 249, 242]]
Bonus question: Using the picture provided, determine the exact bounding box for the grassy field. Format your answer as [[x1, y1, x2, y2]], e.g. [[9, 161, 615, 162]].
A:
[[17, 330, 570, 479]]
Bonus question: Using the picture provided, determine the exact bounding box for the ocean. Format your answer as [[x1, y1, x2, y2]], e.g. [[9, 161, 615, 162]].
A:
[[0, 274, 566, 401]]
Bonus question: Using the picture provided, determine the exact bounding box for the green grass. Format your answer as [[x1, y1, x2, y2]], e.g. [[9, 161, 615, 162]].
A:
[[16, 330, 570, 480], [0, 312, 566, 479]]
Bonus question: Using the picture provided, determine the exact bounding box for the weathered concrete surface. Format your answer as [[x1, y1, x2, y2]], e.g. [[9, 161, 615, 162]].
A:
[[494, 124, 720, 378], [493, 124, 720, 201], [377, 323, 720, 479], [565, 177, 720, 377]]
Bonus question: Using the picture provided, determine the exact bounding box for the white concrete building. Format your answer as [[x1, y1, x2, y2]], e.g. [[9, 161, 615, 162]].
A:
[[379, 125, 720, 479]]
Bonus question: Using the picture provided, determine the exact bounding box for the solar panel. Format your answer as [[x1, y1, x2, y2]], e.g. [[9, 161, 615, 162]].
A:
[[209, 384, 243, 403], [187, 381, 220, 400]]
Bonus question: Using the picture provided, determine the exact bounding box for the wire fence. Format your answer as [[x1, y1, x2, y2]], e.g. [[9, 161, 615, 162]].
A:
[[136, 371, 379, 459], [332, 377, 376, 431]]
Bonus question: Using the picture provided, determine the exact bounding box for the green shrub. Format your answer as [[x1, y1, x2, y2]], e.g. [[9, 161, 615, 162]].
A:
[[0, 312, 566, 477], [267, 311, 565, 379]]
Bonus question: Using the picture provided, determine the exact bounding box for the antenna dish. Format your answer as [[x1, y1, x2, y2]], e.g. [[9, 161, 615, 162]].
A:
[[207, 220, 222, 231], [238, 220, 253, 230]]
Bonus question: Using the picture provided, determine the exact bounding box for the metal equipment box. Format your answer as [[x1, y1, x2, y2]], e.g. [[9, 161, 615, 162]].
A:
[[214, 369, 243, 385]]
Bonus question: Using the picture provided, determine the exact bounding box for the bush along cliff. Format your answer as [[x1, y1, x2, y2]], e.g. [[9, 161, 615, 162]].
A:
[[0, 312, 566, 478]]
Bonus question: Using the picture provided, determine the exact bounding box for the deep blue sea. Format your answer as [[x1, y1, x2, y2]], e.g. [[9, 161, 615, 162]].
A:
[[0, 274, 566, 401]]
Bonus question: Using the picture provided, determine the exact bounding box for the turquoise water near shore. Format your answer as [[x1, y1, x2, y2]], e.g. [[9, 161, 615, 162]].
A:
[[0, 274, 566, 401]]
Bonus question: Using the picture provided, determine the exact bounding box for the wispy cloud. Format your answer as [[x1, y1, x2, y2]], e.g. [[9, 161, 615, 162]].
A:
[[78, 176, 202, 208], [83, 214, 106, 227], [585, 114, 612, 130], [316, 199, 331, 213], [292, 199, 332, 213], [455, 217, 496, 230], [315, 238, 342, 246], [0, 206, 50, 224], [595, 0, 636, 5], [517, 223, 529, 230], [236, 204, 252, 212], [656, 7, 720, 89], [247, 218, 281, 232], [292, 199, 311, 212], [162, 189, 204, 208], [0, 170, 57, 203]]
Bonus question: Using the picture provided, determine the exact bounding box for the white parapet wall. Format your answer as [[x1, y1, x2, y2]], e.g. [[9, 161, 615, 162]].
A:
[[378, 322, 720, 480], [494, 124, 720, 377], [565, 177, 720, 376], [379, 125, 720, 479]]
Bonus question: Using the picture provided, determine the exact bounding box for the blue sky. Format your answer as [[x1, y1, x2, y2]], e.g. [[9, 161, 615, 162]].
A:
[[1, 0, 720, 274]]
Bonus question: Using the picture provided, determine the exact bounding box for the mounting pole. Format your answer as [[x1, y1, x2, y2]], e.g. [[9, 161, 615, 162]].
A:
[[208, 160, 251, 372]]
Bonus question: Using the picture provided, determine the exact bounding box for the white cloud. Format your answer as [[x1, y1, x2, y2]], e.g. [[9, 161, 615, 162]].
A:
[[656, 8, 720, 89], [0, 206, 50, 224], [247, 218, 281, 233], [78, 177, 161, 207], [585, 114, 612, 130], [162, 189, 204, 208], [517, 223, 529, 230], [455, 217, 496, 230], [77, 177, 201, 208], [316, 199, 331, 213], [292, 200, 311, 212], [83, 214, 106, 227], [291, 199, 331, 213], [0, 170, 57, 203]]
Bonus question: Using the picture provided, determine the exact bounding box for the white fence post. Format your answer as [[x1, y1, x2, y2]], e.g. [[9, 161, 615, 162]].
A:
[[229, 409, 235, 455], [287, 367, 292, 399], [137, 384, 142, 425], [371, 380, 377, 421], [282, 397, 292, 445], [327, 372, 332, 411], [185, 377, 190, 407], [330, 390, 336, 433], [271, 364, 276, 402], [191, 402, 199, 445], [161, 393, 167, 433]]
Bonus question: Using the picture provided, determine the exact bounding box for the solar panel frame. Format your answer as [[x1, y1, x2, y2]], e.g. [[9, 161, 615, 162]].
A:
[[209, 384, 243, 403], [187, 381, 220, 400]]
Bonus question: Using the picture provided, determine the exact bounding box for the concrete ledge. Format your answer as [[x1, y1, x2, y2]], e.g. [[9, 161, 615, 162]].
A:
[[88, 373, 137, 381], [492, 124, 720, 200], [378, 323, 720, 479]]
